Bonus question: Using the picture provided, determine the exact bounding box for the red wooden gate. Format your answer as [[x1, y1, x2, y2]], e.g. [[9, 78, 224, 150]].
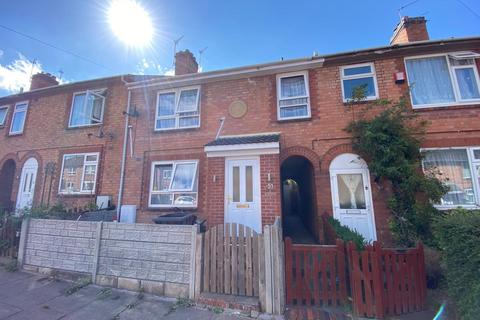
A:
[[284, 237, 347, 307]]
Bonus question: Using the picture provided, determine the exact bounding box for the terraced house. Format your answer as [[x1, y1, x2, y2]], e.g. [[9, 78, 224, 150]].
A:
[[1, 16, 479, 246]]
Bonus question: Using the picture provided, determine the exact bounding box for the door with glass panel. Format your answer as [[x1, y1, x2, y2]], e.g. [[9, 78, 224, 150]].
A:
[[225, 158, 261, 233], [16, 158, 38, 211], [330, 169, 376, 242]]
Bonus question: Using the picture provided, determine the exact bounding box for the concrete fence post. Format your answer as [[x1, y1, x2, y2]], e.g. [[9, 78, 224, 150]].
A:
[[91, 221, 103, 284], [189, 224, 199, 299], [17, 217, 30, 268]]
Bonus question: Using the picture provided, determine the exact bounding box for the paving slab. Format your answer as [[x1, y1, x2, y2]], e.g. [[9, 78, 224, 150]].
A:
[[0, 279, 69, 308], [0, 301, 22, 319]]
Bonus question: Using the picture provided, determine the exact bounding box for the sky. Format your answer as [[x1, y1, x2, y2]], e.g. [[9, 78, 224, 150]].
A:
[[0, 0, 479, 97]]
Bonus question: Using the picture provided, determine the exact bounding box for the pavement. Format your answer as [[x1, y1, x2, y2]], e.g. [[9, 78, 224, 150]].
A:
[[0, 269, 252, 320]]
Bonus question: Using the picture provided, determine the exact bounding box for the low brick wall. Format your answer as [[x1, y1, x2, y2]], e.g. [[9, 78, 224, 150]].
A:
[[19, 219, 197, 298]]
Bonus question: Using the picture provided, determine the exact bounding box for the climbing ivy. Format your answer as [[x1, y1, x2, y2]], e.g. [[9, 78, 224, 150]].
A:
[[345, 97, 448, 247]]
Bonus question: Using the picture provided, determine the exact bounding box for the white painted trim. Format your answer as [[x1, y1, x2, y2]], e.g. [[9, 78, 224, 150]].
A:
[[127, 58, 325, 90], [58, 152, 100, 195], [404, 53, 480, 109], [0, 105, 8, 126], [16, 157, 39, 211], [340, 62, 379, 103], [154, 86, 201, 131], [68, 89, 106, 128], [276, 71, 311, 121], [9, 101, 28, 135], [205, 142, 280, 158]]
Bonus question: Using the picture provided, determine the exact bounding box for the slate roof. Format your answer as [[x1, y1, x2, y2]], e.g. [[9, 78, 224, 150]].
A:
[[205, 133, 280, 147]]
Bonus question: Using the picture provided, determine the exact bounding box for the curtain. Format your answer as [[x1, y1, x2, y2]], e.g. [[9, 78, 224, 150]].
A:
[[179, 116, 199, 127], [171, 163, 195, 190], [406, 56, 455, 105], [279, 105, 308, 118], [337, 174, 366, 209], [177, 89, 198, 112], [70, 94, 88, 126], [158, 92, 175, 116], [455, 68, 480, 100], [423, 149, 475, 206], [281, 76, 306, 98]]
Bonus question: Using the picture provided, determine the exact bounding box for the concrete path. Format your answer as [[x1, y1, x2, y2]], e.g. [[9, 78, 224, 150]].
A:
[[0, 269, 251, 320]]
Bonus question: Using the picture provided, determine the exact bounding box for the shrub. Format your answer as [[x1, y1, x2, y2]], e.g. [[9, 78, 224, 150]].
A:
[[327, 216, 368, 250], [433, 209, 480, 319]]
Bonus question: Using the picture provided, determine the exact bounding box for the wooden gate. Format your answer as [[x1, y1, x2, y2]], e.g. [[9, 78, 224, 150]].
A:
[[201, 223, 262, 297], [284, 237, 348, 307], [0, 215, 21, 258]]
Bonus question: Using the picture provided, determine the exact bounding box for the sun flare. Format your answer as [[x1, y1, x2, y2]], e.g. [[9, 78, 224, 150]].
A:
[[107, 0, 153, 47]]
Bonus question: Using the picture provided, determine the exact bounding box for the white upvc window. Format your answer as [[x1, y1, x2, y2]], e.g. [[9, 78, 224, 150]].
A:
[[421, 147, 480, 209], [276, 71, 310, 120], [405, 52, 480, 108], [69, 89, 106, 127], [59, 153, 99, 194], [155, 86, 200, 131], [0, 105, 8, 126], [9, 102, 28, 135], [149, 160, 199, 208], [340, 63, 379, 102]]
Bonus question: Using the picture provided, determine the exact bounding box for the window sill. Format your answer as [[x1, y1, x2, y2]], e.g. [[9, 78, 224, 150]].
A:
[[435, 205, 480, 211], [277, 116, 311, 123], [147, 206, 197, 211], [153, 126, 200, 133], [8, 132, 24, 137], [412, 101, 480, 110], [66, 123, 103, 130]]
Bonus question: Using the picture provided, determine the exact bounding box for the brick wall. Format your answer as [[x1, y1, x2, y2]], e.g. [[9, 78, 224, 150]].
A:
[[20, 219, 197, 298]]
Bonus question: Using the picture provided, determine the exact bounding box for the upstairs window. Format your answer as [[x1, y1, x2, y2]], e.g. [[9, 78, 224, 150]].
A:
[[0, 106, 8, 126], [155, 87, 200, 130], [9, 102, 28, 135], [405, 53, 480, 108], [277, 71, 310, 120], [149, 160, 198, 207], [341, 63, 378, 102], [59, 153, 99, 194], [69, 89, 106, 127]]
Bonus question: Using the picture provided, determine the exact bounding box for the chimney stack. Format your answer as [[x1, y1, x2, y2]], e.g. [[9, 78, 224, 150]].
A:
[[174, 50, 198, 76], [30, 72, 59, 90], [390, 16, 429, 45]]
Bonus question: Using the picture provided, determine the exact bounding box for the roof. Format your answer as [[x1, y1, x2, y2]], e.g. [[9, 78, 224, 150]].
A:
[[205, 133, 280, 147]]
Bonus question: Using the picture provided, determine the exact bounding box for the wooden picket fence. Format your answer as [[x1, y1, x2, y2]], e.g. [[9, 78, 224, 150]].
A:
[[348, 242, 427, 318], [284, 237, 347, 307], [0, 215, 21, 258]]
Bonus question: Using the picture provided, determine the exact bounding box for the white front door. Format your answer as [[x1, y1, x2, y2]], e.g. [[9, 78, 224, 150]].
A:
[[225, 157, 262, 233], [330, 169, 376, 242], [16, 158, 38, 211]]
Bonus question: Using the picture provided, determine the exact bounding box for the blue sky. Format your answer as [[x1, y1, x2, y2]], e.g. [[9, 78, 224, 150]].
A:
[[0, 0, 479, 97]]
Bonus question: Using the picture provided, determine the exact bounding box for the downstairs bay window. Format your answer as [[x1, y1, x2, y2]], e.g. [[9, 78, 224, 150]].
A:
[[422, 148, 480, 208], [149, 160, 199, 207], [59, 153, 99, 194]]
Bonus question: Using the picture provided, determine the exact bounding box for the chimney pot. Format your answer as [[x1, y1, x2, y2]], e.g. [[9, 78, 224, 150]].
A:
[[30, 72, 59, 90], [174, 50, 198, 76], [390, 16, 429, 45]]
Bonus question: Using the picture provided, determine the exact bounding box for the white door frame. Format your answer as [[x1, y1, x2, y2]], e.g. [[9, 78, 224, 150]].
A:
[[16, 157, 39, 211], [329, 153, 377, 241], [224, 156, 262, 233]]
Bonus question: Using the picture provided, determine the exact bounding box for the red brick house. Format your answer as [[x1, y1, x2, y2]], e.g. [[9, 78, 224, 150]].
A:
[[1, 17, 479, 245]]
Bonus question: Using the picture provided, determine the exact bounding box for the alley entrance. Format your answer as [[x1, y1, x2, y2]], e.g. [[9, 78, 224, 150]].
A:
[[0, 159, 16, 213], [281, 156, 317, 244]]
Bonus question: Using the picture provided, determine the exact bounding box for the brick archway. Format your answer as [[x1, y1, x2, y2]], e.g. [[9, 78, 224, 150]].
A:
[[280, 146, 320, 172], [320, 143, 354, 172], [0, 158, 17, 212]]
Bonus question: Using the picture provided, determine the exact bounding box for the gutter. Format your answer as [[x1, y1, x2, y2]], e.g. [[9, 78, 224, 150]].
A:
[[116, 76, 131, 221]]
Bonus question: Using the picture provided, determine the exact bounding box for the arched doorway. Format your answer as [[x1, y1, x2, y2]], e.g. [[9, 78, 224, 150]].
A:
[[329, 153, 377, 241], [0, 159, 16, 213], [16, 157, 38, 210], [281, 156, 317, 244]]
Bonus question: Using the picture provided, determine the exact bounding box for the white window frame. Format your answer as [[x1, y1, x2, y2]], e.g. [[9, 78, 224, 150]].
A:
[[0, 105, 8, 126], [421, 146, 480, 210], [276, 71, 311, 121], [149, 160, 199, 208], [58, 152, 100, 194], [68, 89, 106, 128], [9, 101, 28, 135], [405, 53, 480, 109], [154, 86, 201, 131], [340, 62, 379, 103]]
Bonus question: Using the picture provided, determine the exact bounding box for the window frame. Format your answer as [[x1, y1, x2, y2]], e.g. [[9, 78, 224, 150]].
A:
[[68, 89, 106, 128], [0, 105, 8, 126], [404, 53, 480, 109], [9, 101, 28, 135], [276, 71, 311, 121], [421, 146, 480, 210], [340, 62, 379, 103], [154, 86, 201, 131], [58, 152, 100, 195], [149, 160, 199, 208]]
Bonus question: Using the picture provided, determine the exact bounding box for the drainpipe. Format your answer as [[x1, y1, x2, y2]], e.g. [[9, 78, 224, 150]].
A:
[[117, 77, 131, 221]]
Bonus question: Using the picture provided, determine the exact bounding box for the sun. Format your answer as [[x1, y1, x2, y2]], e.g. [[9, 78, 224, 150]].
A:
[[107, 0, 153, 47]]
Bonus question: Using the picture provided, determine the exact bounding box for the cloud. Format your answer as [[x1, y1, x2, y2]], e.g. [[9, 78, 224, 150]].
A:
[[136, 58, 174, 76], [0, 50, 3, 58], [0, 54, 42, 93]]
